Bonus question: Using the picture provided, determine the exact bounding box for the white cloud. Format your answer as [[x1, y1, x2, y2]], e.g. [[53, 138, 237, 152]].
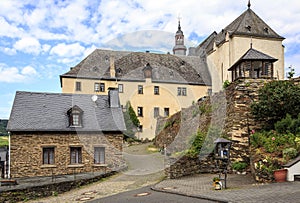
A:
[[13, 37, 42, 55], [21, 66, 37, 75], [0, 64, 38, 83], [0, 16, 24, 38], [50, 42, 85, 57], [0, 46, 16, 55]]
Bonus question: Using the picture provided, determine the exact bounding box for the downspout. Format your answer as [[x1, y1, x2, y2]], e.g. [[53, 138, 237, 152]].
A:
[[8, 131, 11, 179]]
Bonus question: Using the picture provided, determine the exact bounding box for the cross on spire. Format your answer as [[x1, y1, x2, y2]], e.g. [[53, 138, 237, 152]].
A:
[[248, 0, 251, 8]]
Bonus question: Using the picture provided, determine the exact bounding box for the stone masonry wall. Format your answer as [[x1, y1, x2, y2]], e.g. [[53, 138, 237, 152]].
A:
[[10, 132, 125, 178], [224, 79, 270, 163], [157, 79, 271, 179]]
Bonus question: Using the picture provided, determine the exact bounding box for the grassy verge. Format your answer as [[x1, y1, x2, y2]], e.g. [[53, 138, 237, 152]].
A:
[[0, 136, 8, 147]]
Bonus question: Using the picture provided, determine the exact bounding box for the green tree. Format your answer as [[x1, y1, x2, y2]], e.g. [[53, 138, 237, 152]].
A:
[[123, 102, 140, 138], [251, 80, 300, 129]]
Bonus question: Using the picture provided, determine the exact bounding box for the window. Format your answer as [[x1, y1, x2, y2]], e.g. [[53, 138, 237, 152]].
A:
[[138, 125, 143, 132], [100, 83, 105, 92], [177, 87, 182, 96], [76, 82, 81, 91], [182, 87, 187, 96], [154, 107, 159, 118], [177, 87, 187, 96], [94, 83, 100, 92], [43, 147, 55, 165], [67, 105, 83, 127], [118, 84, 123, 93], [154, 86, 159, 95], [72, 114, 80, 126], [164, 108, 169, 117], [137, 107, 143, 117], [138, 85, 143, 94], [94, 147, 105, 164], [70, 147, 82, 164]]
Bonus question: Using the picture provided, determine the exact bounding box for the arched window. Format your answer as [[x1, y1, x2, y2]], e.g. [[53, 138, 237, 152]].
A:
[[67, 105, 83, 127]]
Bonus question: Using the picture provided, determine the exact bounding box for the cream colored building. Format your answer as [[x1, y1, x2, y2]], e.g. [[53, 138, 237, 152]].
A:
[[192, 3, 285, 92], [60, 2, 285, 139], [60, 49, 211, 139]]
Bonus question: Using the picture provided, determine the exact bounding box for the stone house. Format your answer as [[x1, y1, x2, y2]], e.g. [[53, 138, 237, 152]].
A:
[[6, 88, 126, 178]]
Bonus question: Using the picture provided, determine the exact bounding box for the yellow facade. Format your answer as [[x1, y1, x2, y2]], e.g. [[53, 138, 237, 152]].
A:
[[207, 36, 284, 92], [62, 77, 209, 139]]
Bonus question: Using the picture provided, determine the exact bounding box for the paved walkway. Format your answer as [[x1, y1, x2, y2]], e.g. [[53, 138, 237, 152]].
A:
[[153, 173, 300, 203], [2, 143, 300, 203], [25, 143, 165, 203]]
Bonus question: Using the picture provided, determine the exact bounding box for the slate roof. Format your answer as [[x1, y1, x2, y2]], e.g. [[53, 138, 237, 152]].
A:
[[228, 48, 278, 70], [199, 8, 284, 54], [7, 91, 126, 132], [60, 49, 211, 86]]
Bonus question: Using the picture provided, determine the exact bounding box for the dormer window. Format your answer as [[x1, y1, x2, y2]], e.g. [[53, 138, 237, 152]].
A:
[[264, 27, 269, 33], [143, 63, 152, 78], [245, 25, 251, 31], [67, 105, 83, 127]]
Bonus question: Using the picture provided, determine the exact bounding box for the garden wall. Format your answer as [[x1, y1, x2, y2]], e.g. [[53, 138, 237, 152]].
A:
[[0, 170, 120, 203]]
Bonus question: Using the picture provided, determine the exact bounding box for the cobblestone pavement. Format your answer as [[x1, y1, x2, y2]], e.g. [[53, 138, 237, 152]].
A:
[[153, 173, 300, 203], [27, 143, 166, 203]]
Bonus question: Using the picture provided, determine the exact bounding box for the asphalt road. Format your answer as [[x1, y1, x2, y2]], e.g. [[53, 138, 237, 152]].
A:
[[87, 186, 217, 203]]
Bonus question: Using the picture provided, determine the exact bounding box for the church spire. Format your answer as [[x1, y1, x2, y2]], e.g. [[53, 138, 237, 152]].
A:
[[173, 16, 186, 56], [247, 0, 251, 9]]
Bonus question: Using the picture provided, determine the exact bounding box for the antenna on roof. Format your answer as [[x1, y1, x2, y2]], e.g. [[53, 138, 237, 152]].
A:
[[247, 0, 251, 9]]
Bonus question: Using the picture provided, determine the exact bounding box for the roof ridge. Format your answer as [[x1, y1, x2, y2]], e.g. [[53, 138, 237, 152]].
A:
[[16, 91, 108, 98]]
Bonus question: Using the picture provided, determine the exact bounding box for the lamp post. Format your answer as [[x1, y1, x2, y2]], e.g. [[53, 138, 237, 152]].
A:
[[214, 138, 232, 189]]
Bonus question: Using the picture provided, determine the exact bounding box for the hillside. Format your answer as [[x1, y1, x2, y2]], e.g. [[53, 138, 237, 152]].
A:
[[0, 119, 8, 136]]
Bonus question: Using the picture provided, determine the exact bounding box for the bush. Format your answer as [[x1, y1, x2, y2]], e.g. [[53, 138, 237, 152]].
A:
[[251, 131, 297, 153], [232, 161, 248, 172], [186, 131, 206, 158], [223, 80, 231, 89], [123, 101, 140, 138], [251, 80, 300, 130], [275, 114, 300, 135], [283, 148, 298, 162]]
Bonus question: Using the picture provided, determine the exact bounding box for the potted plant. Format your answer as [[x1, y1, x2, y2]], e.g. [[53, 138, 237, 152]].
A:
[[213, 177, 222, 190], [273, 168, 287, 182]]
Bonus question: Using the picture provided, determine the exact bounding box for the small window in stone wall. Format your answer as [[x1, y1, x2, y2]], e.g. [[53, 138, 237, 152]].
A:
[[43, 147, 55, 165], [94, 147, 105, 164], [70, 147, 82, 164]]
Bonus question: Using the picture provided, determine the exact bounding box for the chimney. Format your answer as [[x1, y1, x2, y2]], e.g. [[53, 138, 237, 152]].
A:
[[108, 87, 120, 108], [110, 56, 116, 78]]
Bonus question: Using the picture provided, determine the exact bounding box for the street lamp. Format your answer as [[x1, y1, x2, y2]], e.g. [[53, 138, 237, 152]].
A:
[[214, 138, 232, 189]]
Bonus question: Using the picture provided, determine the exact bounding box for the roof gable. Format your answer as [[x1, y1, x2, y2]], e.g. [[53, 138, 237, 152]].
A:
[[215, 8, 284, 46]]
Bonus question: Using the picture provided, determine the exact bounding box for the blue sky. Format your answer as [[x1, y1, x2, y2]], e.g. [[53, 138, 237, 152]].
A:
[[0, 0, 300, 119]]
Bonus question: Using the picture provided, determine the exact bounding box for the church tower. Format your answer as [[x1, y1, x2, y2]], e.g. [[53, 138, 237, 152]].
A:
[[173, 19, 187, 56]]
